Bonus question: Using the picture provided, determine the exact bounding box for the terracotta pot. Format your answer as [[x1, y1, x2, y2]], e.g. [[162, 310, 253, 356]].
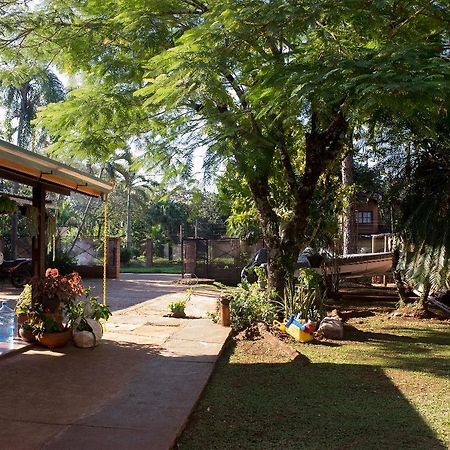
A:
[[43, 311, 63, 326], [17, 314, 31, 327], [18, 327, 37, 343], [36, 328, 72, 349]]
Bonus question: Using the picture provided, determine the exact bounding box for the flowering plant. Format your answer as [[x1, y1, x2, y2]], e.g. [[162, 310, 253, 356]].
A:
[[30, 268, 84, 313]]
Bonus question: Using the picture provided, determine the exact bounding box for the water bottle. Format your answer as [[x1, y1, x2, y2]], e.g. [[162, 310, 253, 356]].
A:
[[0, 301, 16, 342]]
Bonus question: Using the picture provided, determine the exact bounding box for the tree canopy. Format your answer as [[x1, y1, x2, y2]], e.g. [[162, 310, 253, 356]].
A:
[[1, 0, 449, 292]]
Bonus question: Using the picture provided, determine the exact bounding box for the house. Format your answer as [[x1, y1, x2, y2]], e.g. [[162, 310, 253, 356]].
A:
[[355, 195, 391, 253]]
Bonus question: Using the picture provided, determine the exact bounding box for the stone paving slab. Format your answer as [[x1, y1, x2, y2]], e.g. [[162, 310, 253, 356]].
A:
[[0, 275, 230, 450], [0, 419, 66, 450], [0, 338, 31, 357], [44, 355, 219, 450]]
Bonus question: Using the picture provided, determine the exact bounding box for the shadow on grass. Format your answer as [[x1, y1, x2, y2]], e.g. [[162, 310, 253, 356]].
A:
[[344, 326, 450, 378], [178, 342, 447, 450]]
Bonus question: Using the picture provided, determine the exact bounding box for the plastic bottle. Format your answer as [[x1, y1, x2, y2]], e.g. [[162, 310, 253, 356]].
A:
[[0, 301, 16, 342]]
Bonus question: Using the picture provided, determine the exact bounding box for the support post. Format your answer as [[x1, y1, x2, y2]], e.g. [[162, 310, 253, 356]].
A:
[[106, 237, 120, 279], [145, 238, 153, 267], [32, 185, 46, 278], [220, 295, 231, 327]]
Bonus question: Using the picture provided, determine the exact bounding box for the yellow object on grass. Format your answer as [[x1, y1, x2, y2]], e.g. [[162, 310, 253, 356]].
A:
[[273, 319, 313, 343]]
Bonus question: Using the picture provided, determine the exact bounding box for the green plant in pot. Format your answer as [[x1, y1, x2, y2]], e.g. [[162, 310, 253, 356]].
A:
[[15, 284, 32, 325], [24, 268, 85, 349], [168, 300, 187, 318], [66, 288, 111, 348], [0, 195, 17, 214]]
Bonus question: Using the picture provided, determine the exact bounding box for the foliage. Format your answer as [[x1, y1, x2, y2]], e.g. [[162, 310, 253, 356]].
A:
[[0, 64, 65, 149], [393, 121, 450, 296], [120, 247, 133, 265], [2, 0, 449, 295], [46, 250, 77, 275], [229, 280, 278, 332], [276, 269, 326, 322], [30, 268, 84, 313], [279, 284, 326, 323], [168, 300, 186, 316], [65, 288, 111, 331], [0, 195, 17, 214], [15, 283, 32, 316], [298, 268, 324, 291]]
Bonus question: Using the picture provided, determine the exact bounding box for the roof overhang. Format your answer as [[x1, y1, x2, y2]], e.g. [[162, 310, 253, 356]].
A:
[[0, 139, 113, 198]]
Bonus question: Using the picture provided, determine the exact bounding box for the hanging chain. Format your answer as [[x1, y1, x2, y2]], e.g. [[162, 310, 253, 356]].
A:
[[103, 198, 108, 306]]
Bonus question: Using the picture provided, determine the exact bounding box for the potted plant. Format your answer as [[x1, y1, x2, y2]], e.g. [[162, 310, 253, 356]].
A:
[[0, 195, 17, 214], [168, 299, 187, 318], [167, 288, 192, 318], [15, 283, 32, 326], [21, 268, 84, 349], [66, 288, 111, 348]]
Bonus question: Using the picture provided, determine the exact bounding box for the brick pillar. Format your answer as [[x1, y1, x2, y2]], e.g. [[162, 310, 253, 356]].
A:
[[145, 238, 153, 267], [107, 237, 120, 279], [184, 240, 197, 276]]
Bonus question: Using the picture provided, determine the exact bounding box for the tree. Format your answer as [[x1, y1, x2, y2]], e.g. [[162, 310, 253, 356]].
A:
[[3, 0, 449, 295], [1, 66, 65, 149], [341, 150, 357, 255], [394, 121, 450, 304], [105, 148, 153, 252], [135, 0, 449, 294], [0, 65, 65, 258]]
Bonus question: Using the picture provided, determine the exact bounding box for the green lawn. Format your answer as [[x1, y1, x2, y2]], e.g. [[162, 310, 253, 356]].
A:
[[177, 314, 450, 449], [120, 264, 182, 274]]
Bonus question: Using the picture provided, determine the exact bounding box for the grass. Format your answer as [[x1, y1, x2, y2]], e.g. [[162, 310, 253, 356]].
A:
[[120, 256, 182, 274], [177, 313, 450, 449], [120, 265, 181, 274]]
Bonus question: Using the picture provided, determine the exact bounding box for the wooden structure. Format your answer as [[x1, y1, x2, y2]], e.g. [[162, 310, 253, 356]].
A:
[[0, 138, 113, 277]]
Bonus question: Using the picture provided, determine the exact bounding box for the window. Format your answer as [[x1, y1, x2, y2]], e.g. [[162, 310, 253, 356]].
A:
[[357, 211, 373, 224]]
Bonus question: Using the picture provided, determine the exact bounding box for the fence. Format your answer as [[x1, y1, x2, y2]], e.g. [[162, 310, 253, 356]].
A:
[[182, 238, 264, 284]]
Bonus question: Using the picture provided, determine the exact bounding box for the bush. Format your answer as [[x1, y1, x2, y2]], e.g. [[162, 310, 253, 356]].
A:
[[120, 247, 132, 264], [276, 268, 326, 322], [229, 280, 278, 332], [46, 251, 77, 275]]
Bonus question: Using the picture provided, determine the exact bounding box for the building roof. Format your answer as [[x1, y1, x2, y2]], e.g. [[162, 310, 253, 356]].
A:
[[0, 138, 112, 198]]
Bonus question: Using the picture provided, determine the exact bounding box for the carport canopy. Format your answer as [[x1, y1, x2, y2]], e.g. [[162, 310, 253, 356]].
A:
[[0, 138, 113, 277]]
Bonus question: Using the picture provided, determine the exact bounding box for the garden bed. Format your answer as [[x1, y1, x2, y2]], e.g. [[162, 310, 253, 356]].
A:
[[177, 287, 450, 449]]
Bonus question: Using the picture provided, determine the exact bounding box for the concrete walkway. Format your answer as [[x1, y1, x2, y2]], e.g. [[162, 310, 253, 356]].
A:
[[0, 274, 230, 450]]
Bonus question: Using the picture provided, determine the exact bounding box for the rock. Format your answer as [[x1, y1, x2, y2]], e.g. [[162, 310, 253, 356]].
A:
[[318, 316, 344, 339]]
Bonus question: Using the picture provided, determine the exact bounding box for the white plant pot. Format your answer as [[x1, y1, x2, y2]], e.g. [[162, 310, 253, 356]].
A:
[[73, 319, 103, 348]]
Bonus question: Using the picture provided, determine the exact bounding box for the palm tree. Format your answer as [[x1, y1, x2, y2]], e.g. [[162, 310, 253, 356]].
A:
[[105, 148, 154, 252], [2, 67, 65, 149], [1, 66, 65, 258], [395, 121, 450, 305]]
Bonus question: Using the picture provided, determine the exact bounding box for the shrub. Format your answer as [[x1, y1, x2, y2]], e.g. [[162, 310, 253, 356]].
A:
[[168, 300, 186, 317], [120, 247, 132, 264], [46, 250, 77, 275], [276, 268, 326, 322], [229, 280, 278, 332]]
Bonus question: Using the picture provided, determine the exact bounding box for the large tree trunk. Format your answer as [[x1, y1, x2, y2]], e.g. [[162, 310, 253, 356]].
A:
[[392, 244, 408, 306], [126, 187, 132, 252], [341, 151, 357, 255], [247, 111, 348, 298]]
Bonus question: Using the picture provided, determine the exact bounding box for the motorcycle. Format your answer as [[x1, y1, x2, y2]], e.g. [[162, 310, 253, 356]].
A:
[[0, 258, 32, 288]]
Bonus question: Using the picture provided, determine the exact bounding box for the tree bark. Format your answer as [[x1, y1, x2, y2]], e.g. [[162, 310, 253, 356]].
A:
[[126, 187, 132, 252], [392, 245, 408, 306], [341, 151, 357, 254], [246, 111, 348, 298]]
